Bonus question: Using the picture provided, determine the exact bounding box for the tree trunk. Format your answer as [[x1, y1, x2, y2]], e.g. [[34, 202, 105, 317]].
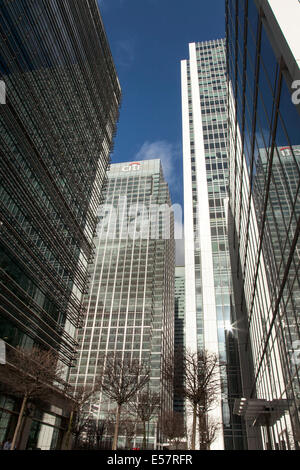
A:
[[142, 421, 147, 449], [63, 410, 74, 450], [112, 404, 121, 450], [11, 395, 28, 451], [199, 413, 207, 450], [191, 404, 197, 450]]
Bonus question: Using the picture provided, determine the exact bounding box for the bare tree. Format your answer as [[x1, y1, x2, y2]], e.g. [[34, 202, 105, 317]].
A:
[[92, 409, 117, 449], [70, 411, 90, 449], [122, 417, 137, 449], [160, 411, 185, 449], [103, 408, 137, 450], [80, 416, 112, 450], [2, 346, 64, 450], [197, 414, 220, 450], [84, 417, 97, 449], [95, 418, 110, 450], [64, 380, 103, 449], [100, 355, 150, 450], [129, 389, 160, 449], [185, 349, 220, 450], [164, 348, 220, 450]]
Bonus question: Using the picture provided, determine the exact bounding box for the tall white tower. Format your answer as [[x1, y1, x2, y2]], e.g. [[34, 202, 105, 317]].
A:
[[181, 40, 246, 450]]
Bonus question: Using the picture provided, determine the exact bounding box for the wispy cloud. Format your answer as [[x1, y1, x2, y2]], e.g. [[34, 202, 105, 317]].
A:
[[135, 140, 180, 185], [97, 0, 106, 11], [115, 38, 136, 68], [97, 0, 135, 68], [135, 140, 184, 264]]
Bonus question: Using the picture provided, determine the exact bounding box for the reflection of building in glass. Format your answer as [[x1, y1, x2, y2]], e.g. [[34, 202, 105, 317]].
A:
[[174, 266, 185, 417], [70, 160, 175, 449], [227, 0, 300, 450], [0, 1, 120, 449], [181, 39, 246, 449]]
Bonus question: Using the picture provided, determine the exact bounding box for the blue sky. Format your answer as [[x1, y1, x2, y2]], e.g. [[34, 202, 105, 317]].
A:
[[98, 0, 226, 262]]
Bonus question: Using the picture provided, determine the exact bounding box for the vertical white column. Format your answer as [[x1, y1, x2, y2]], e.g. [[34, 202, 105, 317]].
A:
[[181, 58, 199, 450], [181, 59, 198, 353], [189, 43, 224, 450]]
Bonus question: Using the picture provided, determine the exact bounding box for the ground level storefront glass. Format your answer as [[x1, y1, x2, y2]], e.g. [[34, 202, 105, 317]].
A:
[[0, 393, 65, 450]]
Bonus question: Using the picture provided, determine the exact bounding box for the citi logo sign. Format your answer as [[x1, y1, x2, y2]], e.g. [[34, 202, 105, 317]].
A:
[[122, 162, 141, 172], [280, 146, 300, 157]]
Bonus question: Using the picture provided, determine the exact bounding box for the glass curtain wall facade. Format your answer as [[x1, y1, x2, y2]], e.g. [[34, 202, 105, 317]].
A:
[[0, 0, 120, 449], [227, 0, 300, 450], [70, 160, 175, 449], [181, 40, 246, 450], [174, 266, 185, 417]]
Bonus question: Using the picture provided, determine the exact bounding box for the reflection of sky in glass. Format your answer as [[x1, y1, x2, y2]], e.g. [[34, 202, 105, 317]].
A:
[[277, 77, 300, 147], [260, 28, 279, 95], [234, 14, 300, 178], [227, 0, 300, 450]]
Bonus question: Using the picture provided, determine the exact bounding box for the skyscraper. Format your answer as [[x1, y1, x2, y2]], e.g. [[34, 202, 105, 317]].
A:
[[70, 160, 175, 449], [227, 0, 300, 450], [181, 39, 246, 450], [0, 0, 120, 449]]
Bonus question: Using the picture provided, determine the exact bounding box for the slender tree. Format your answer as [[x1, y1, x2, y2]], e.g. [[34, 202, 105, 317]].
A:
[[185, 349, 220, 449], [85, 418, 97, 449], [64, 380, 103, 449], [197, 414, 220, 450], [94, 418, 110, 450], [160, 411, 186, 449], [122, 417, 137, 449], [2, 346, 64, 450], [104, 408, 137, 450], [129, 389, 160, 449], [100, 355, 150, 450], [164, 348, 220, 450]]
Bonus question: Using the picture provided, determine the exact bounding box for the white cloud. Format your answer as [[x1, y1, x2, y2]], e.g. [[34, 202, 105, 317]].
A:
[[135, 140, 179, 184], [135, 140, 184, 265]]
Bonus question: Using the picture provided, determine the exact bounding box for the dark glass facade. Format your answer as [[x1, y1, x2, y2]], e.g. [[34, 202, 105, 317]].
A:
[[174, 266, 185, 417], [227, 0, 300, 450], [0, 0, 120, 367], [0, 0, 120, 449]]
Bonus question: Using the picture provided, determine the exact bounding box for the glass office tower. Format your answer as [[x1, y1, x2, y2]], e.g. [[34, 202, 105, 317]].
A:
[[0, 0, 120, 449], [227, 0, 300, 450], [70, 160, 175, 449], [181, 40, 246, 449]]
